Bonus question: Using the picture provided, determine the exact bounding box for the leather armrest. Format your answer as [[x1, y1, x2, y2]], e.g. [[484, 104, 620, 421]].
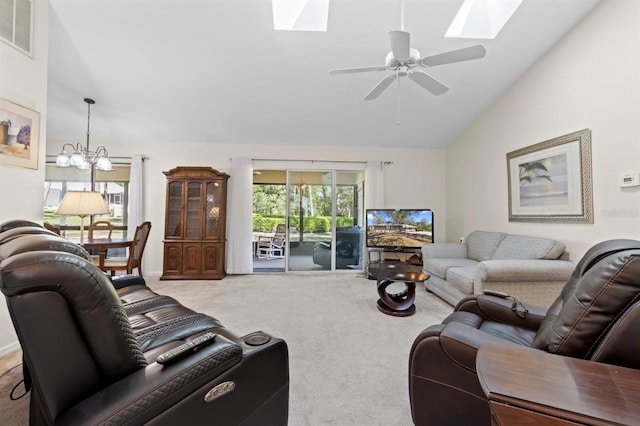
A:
[[111, 274, 147, 290], [456, 295, 547, 331], [55, 339, 243, 425], [440, 323, 522, 371], [314, 242, 331, 250]]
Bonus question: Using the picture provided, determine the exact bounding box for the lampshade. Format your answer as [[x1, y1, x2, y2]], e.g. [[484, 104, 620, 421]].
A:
[[56, 191, 110, 216], [56, 191, 110, 243]]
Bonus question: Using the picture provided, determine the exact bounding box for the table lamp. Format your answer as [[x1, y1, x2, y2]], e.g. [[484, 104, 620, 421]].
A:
[[56, 191, 110, 243]]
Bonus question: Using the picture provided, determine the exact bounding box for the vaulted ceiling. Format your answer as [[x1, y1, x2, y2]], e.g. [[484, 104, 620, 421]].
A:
[[46, 0, 600, 149]]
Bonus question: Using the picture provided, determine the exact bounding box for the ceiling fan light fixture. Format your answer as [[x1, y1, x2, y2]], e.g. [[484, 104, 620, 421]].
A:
[[385, 48, 420, 67], [330, 16, 485, 100], [446, 0, 523, 39]]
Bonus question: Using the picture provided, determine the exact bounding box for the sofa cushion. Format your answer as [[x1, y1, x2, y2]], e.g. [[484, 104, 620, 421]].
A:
[[446, 266, 477, 294], [465, 231, 504, 261], [423, 258, 478, 280], [492, 235, 566, 260]]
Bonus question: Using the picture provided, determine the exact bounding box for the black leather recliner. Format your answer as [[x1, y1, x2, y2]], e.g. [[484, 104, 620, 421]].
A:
[[409, 239, 640, 426], [0, 221, 289, 425]]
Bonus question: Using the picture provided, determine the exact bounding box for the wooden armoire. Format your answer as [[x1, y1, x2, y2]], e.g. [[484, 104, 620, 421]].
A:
[[160, 167, 229, 280]]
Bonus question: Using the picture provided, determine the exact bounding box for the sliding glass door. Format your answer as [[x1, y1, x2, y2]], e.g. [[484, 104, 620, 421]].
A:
[[286, 170, 363, 272], [252, 165, 364, 272]]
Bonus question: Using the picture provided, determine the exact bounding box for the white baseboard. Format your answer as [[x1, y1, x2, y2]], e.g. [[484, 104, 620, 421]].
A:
[[0, 341, 21, 357]]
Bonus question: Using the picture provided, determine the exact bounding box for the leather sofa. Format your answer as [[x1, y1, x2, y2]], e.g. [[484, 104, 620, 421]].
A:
[[0, 220, 289, 425], [409, 239, 640, 426], [312, 226, 362, 269], [422, 230, 574, 307]]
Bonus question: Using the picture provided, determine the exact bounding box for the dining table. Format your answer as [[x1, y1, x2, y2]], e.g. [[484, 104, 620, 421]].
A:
[[74, 237, 133, 270]]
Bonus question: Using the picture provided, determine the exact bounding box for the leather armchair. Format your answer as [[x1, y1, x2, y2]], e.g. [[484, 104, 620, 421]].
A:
[[0, 221, 289, 425], [409, 239, 640, 426]]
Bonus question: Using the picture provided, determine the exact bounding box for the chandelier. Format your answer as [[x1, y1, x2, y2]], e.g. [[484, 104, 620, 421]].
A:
[[56, 98, 112, 172]]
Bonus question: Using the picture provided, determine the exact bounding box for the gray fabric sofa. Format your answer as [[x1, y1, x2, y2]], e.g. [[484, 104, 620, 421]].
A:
[[421, 230, 574, 307]]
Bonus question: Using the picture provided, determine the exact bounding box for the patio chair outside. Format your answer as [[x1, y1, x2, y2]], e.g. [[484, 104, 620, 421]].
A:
[[257, 223, 286, 259]]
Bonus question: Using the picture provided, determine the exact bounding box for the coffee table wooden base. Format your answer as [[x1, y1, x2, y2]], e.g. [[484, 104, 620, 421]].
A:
[[376, 263, 426, 317], [376, 296, 416, 317]]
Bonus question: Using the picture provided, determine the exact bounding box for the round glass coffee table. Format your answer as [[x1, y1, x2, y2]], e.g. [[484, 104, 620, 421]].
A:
[[376, 263, 428, 317]]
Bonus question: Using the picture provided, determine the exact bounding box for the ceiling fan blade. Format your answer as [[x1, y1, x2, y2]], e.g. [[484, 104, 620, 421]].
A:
[[329, 66, 388, 75], [388, 30, 410, 59], [418, 44, 486, 67], [364, 74, 396, 100], [409, 70, 449, 96]]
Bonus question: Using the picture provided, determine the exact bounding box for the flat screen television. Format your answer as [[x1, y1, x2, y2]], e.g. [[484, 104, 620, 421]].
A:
[[366, 209, 434, 250]]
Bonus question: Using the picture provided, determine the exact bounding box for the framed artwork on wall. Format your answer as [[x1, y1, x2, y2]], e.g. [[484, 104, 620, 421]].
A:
[[507, 129, 593, 223], [0, 98, 40, 170]]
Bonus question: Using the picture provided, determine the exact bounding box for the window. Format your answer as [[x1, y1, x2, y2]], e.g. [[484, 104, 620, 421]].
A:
[[0, 0, 33, 55], [43, 163, 131, 238], [272, 0, 329, 31], [445, 0, 523, 39]]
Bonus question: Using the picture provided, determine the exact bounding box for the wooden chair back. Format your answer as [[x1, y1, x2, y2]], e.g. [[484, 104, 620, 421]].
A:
[[43, 222, 61, 235], [128, 221, 152, 272], [88, 221, 114, 239]]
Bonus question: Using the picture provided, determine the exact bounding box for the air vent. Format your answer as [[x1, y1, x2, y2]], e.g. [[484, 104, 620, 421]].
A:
[[0, 0, 33, 56]]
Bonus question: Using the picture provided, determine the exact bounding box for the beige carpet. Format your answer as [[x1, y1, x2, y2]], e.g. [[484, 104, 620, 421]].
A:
[[0, 272, 453, 425]]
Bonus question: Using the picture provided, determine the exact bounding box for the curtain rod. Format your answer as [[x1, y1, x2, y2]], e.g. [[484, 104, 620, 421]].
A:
[[45, 155, 149, 160], [242, 158, 392, 165]]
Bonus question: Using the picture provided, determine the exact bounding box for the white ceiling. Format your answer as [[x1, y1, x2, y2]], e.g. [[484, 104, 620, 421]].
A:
[[46, 0, 600, 150]]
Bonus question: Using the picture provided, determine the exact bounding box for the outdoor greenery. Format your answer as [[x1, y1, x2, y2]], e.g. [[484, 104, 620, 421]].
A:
[[252, 214, 354, 233], [44, 207, 124, 227], [368, 210, 433, 232], [253, 184, 356, 232]]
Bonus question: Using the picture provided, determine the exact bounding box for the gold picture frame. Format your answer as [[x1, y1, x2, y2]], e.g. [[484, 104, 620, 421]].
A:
[[507, 129, 593, 223], [0, 98, 40, 170]]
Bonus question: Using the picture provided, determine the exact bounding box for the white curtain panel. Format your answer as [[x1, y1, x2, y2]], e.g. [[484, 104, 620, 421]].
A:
[[127, 155, 144, 238], [365, 160, 386, 210], [227, 157, 254, 274]]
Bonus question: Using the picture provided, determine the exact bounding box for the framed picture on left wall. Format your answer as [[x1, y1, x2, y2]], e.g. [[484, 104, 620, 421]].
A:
[[0, 98, 40, 170]]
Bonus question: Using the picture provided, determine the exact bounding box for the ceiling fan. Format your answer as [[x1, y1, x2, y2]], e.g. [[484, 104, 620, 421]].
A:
[[329, 30, 487, 100]]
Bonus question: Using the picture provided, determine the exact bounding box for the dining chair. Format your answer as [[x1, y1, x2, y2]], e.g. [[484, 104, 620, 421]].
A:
[[43, 222, 61, 235], [87, 220, 115, 266], [88, 220, 114, 239], [102, 221, 151, 277]]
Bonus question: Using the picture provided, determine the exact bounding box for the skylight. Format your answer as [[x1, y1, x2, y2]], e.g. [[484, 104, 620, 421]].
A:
[[445, 0, 523, 39], [272, 0, 329, 31]]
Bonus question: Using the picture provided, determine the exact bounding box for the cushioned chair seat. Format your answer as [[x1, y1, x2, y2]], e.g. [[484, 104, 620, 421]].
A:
[[421, 258, 478, 279]]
